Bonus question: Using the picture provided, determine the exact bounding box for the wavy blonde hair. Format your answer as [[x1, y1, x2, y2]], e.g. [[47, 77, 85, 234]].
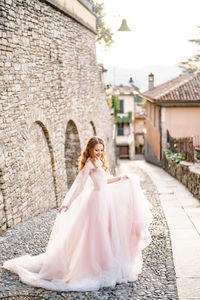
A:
[[78, 136, 109, 172]]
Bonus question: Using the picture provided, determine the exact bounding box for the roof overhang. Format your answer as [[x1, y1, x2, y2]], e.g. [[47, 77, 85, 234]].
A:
[[155, 102, 200, 107], [140, 93, 200, 107], [139, 93, 154, 103]]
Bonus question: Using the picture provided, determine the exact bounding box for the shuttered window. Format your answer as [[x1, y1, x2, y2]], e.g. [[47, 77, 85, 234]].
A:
[[119, 100, 124, 113], [117, 123, 124, 136]]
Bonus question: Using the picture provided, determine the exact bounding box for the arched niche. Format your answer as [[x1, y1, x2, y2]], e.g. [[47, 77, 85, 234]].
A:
[[65, 120, 81, 188], [24, 121, 57, 219]]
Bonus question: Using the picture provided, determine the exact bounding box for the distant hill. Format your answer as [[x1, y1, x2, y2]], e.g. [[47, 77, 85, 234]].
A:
[[104, 64, 182, 91]]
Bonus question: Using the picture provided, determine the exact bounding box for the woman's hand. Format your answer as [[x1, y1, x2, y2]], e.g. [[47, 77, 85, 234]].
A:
[[59, 205, 69, 214], [121, 175, 129, 181]]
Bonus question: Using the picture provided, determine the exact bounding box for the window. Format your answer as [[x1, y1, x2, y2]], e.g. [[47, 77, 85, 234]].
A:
[[119, 100, 124, 113], [117, 123, 124, 136]]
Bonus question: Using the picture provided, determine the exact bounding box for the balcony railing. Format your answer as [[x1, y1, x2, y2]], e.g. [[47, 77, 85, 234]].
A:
[[117, 111, 132, 124]]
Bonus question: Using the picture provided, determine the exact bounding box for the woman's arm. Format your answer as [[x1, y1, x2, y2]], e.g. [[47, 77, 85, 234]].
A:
[[59, 160, 92, 213], [107, 176, 121, 184], [107, 175, 129, 184]]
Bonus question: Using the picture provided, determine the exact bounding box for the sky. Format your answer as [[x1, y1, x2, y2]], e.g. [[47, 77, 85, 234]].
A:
[[96, 0, 200, 90]]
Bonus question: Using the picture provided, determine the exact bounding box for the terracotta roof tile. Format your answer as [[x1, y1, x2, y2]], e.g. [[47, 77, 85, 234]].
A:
[[142, 73, 200, 103]]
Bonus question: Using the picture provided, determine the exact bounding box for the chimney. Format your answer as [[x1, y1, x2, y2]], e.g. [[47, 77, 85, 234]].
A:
[[148, 73, 154, 90]]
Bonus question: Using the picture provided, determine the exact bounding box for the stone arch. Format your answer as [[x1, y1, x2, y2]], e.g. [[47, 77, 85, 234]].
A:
[[90, 121, 97, 136], [24, 121, 58, 219], [35, 121, 58, 206], [65, 120, 81, 188]]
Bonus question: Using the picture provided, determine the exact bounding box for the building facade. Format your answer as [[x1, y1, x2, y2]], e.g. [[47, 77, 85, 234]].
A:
[[134, 89, 146, 155], [141, 73, 200, 166], [0, 0, 115, 234], [134, 112, 146, 154], [110, 85, 135, 160]]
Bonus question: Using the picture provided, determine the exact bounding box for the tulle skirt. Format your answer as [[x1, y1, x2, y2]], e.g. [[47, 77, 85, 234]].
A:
[[3, 173, 153, 291]]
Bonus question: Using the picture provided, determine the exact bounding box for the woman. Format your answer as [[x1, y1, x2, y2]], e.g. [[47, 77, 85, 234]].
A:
[[3, 136, 153, 291]]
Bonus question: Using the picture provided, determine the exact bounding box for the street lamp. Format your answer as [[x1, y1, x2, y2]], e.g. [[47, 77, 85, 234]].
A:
[[113, 19, 132, 84], [117, 19, 131, 32]]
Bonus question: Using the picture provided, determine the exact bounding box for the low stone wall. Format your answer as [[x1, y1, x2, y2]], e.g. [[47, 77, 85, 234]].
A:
[[163, 154, 200, 201]]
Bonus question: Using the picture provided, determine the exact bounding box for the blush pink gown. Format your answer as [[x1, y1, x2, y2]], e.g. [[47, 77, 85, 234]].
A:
[[3, 158, 153, 291]]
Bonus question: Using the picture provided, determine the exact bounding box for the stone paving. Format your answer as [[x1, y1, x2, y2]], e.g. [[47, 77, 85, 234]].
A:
[[135, 160, 200, 300], [0, 162, 177, 299]]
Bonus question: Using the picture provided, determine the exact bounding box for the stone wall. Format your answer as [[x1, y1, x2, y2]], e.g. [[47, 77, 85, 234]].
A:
[[163, 154, 200, 201], [0, 0, 115, 234]]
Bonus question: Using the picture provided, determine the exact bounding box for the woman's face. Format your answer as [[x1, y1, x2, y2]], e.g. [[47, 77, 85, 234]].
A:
[[90, 143, 104, 159]]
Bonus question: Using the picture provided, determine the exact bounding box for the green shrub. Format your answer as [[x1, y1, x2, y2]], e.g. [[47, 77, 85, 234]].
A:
[[166, 150, 185, 164]]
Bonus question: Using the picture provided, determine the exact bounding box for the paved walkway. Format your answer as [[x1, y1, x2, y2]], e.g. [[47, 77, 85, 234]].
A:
[[130, 160, 200, 300], [0, 160, 177, 299]]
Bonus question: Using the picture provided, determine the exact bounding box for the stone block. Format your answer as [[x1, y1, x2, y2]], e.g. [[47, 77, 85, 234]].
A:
[[5, 0, 12, 5], [167, 157, 177, 178]]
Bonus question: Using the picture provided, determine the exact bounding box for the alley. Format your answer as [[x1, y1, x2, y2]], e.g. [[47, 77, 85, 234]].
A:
[[130, 159, 200, 300], [1, 159, 195, 299], [1, 0, 200, 298]]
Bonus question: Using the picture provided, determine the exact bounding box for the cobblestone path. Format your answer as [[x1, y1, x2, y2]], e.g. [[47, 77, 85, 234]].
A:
[[0, 162, 177, 299]]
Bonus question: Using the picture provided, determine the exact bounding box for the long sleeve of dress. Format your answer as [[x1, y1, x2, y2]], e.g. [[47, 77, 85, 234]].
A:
[[44, 159, 93, 252], [61, 159, 92, 208]]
